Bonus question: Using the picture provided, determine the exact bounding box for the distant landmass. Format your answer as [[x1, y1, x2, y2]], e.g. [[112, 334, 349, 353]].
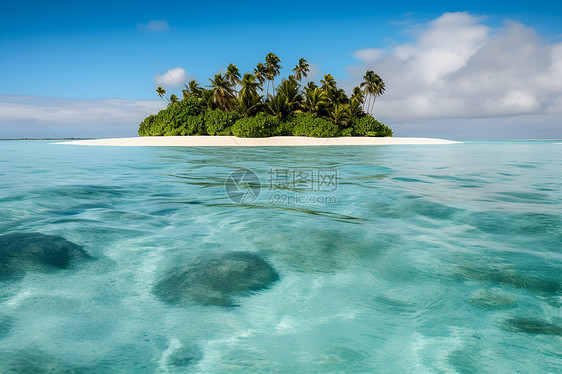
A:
[[0, 138, 96, 141]]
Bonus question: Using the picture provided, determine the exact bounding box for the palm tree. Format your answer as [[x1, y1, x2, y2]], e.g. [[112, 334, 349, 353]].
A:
[[225, 64, 241, 94], [370, 73, 386, 111], [276, 78, 303, 113], [200, 88, 214, 109], [304, 81, 318, 95], [254, 63, 267, 92], [237, 75, 264, 117], [349, 96, 364, 119], [303, 88, 328, 116], [292, 58, 310, 82], [156, 86, 167, 100], [351, 86, 364, 104], [208, 74, 235, 111], [320, 74, 337, 91], [326, 88, 349, 106], [188, 80, 201, 96], [169, 94, 179, 103], [330, 104, 352, 128], [266, 78, 303, 119], [361, 70, 375, 113], [265, 52, 281, 96], [181, 89, 190, 100], [239, 73, 260, 99], [287, 75, 299, 85], [266, 93, 291, 119], [237, 92, 263, 117], [361, 71, 385, 114]]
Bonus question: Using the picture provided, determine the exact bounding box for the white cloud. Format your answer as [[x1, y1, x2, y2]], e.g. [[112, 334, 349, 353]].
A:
[[353, 48, 385, 63], [350, 12, 562, 139], [137, 19, 169, 33], [0, 96, 166, 138], [154, 67, 189, 88]]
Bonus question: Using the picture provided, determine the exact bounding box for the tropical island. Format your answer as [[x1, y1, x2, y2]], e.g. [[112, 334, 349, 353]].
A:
[[138, 53, 392, 138]]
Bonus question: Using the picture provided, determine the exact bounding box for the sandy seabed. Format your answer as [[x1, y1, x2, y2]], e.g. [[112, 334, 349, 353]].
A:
[[57, 136, 461, 147]]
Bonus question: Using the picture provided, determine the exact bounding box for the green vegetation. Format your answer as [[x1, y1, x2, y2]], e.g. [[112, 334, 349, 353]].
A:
[[139, 53, 392, 137]]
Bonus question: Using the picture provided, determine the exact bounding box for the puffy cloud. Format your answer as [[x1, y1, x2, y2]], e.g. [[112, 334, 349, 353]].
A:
[[154, 67, 189, 88], [137, 19, 169, 33], [353, 48, 385, 64], [350, 12, 562, 139], [0, 96, 165, 138]]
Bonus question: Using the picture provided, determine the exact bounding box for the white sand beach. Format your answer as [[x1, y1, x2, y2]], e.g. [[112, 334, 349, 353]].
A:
[[57, 136, 461, 147]]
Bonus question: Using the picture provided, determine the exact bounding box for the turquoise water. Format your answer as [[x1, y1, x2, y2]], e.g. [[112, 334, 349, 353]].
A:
[[0, 140, 560, 373]]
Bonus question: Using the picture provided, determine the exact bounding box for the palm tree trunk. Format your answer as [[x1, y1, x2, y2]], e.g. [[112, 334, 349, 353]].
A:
[[370, 96, 377, 114], [365, 94, 372, 114]]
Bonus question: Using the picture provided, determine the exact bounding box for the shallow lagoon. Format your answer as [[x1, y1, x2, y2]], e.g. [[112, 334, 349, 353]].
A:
[[0, 140, 560, 372]]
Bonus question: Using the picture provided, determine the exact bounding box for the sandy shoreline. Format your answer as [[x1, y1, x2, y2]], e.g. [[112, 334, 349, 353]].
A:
[[56, 136, 461, 147]]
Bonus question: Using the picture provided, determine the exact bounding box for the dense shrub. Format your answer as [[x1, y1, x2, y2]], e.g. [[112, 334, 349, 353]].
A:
[[138, 97, 393, 137], [351, 115, 393, 137], [178, 114, 205, 135], [137, 97, 205, 136], [219, 126, 233, 136], [337, 127, 354, 137], [231, 113, 280, 138], [274, 117, 297, 136], [161, 97, 205, 131], [292, 113, 339, 137], [178, 96, 205, 116], [138, 115, 155, 136], [205, 110, 240, 135]]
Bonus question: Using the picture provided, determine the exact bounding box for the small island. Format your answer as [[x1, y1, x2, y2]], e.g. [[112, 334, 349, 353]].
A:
[[138, 53, 392, 138]]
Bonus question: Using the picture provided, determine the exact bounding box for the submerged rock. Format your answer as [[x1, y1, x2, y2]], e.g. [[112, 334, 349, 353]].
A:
[[0, 232, 92, 278], [153, 251, 279, 307], [504, 317, 562, 336]]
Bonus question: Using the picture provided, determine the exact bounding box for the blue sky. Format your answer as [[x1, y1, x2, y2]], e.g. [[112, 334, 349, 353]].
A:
[[0, 0, 561, 138], [1, 0, 561, 100]]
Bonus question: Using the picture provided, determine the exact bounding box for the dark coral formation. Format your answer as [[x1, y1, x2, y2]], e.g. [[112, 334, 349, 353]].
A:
[[153, 251, 279, 306], [0, 232, 92, 279]]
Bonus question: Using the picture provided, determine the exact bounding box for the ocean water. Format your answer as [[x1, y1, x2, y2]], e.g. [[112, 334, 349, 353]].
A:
[[0, 140, 560, 373]]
